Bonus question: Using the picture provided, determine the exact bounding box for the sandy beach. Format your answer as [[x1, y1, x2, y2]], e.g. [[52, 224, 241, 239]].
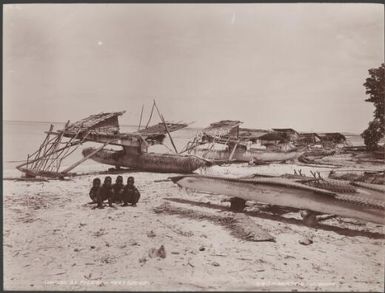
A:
[[4, 2, 385, 291], [3, 162, 385, 291]]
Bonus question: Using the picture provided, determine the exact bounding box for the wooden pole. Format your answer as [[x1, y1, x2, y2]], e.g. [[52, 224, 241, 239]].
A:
[[229, 141, 239, 161], [55, 131, 91, 170], [60, 139, 118, 174], [16, 141, 82, 170], [39, 136, 60, 171], [153, 101, 178, 153], [30, 124, 54, 169], [138, 104, 144, 131], [145, 101, 155, 129], [36, 135, 64, 171], [45, 124, 80, 171], [40, 120, 70, 171]]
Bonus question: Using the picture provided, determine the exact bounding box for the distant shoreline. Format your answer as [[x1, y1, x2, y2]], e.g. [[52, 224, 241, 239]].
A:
[[3, 120, 361, 135]]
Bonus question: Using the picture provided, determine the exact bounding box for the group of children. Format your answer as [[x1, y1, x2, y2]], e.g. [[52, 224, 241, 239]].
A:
[[89, 175, 141, 209]]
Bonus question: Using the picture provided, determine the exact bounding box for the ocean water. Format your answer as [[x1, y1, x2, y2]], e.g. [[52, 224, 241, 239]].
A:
[[3, 120, 364, 176]]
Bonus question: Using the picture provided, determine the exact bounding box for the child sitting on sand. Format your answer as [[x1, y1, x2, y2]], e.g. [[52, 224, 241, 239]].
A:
[[122, 176, 141, 207], [111, 175, 124, 203], [96, 176, 114, 209], [89, 178, 101, 203]]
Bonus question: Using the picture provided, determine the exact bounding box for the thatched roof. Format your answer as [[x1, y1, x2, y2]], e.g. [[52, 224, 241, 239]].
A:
[[64, 111, 125, 136], [203, 120, 242, 137], [272, 128, 299, 135], [137, 122, 187, 136], [299, 133, 321, 139], [238, 128, 269, 140]]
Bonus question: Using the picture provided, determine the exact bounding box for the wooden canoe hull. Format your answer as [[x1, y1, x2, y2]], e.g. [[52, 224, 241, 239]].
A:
[[170, 175, 385, 224], [82, 147, 209, 173], [192, 149, 303, 162]]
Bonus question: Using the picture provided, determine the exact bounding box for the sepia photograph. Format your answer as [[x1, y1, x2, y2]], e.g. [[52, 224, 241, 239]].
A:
[[3, 2, 385, 291]]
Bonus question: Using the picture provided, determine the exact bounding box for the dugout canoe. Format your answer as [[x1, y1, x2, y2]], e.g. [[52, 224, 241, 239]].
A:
[[192, 148, 303, 163], [170, 175, 385, 224], [82, 147, 210, 173]]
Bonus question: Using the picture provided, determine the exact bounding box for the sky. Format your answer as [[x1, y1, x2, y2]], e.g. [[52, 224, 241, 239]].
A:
[[3, 3, 384, 133]]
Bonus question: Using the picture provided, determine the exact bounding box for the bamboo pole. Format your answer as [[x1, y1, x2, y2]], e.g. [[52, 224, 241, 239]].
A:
[[153, 101, 178, 153], [57, 128, 85, 161], [55, 132, 90, 171], [46, 126, 82, 171], [16, 141, 82, 170], [145, 101, 155, 129], [27, 134, 59, 159], [138, 104, 144, 131], [40, 120, 70, 170], [39, 136, 60, 171], [30, 124, 54, 169]]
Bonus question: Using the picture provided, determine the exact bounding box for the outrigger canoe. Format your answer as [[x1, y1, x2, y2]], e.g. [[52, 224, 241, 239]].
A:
[[170, 175, 385, 224], [192, 148, 303, 163], [82, 147, 210, 173]]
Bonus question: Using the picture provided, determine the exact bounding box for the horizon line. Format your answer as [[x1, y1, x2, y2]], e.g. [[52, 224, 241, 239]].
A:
[[3, 119, 361, 135]]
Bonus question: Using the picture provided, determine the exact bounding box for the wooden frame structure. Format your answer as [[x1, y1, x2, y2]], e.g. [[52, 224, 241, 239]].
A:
[[16, 101, 189, 179], [180, 120, 243, 161]]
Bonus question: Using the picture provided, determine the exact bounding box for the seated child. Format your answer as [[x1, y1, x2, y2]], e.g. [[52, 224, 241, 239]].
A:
[[122, 176, 141, 207], [96, 176, 114, 209], [111, 175, 124, 203], [89, 177, 101, 203]]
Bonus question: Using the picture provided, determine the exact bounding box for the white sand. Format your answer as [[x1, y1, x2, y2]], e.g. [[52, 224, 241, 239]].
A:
[[3, 164, 385, 291]]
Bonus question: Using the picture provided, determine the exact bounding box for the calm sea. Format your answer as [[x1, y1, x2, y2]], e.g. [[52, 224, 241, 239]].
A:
[[3, 120, 364, 175]]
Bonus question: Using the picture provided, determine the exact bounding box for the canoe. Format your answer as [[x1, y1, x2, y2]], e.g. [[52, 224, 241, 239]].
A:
[[82, 147, 210, 173], [192, 148, 303, 163], [170, 175, 385, 224]]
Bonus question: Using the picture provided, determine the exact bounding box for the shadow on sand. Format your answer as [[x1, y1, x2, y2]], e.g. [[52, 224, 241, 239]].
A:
[[164, 197, 385, 240]]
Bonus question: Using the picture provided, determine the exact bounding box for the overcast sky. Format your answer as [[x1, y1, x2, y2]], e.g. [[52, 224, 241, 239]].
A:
[[3, 3, 384, 132]]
